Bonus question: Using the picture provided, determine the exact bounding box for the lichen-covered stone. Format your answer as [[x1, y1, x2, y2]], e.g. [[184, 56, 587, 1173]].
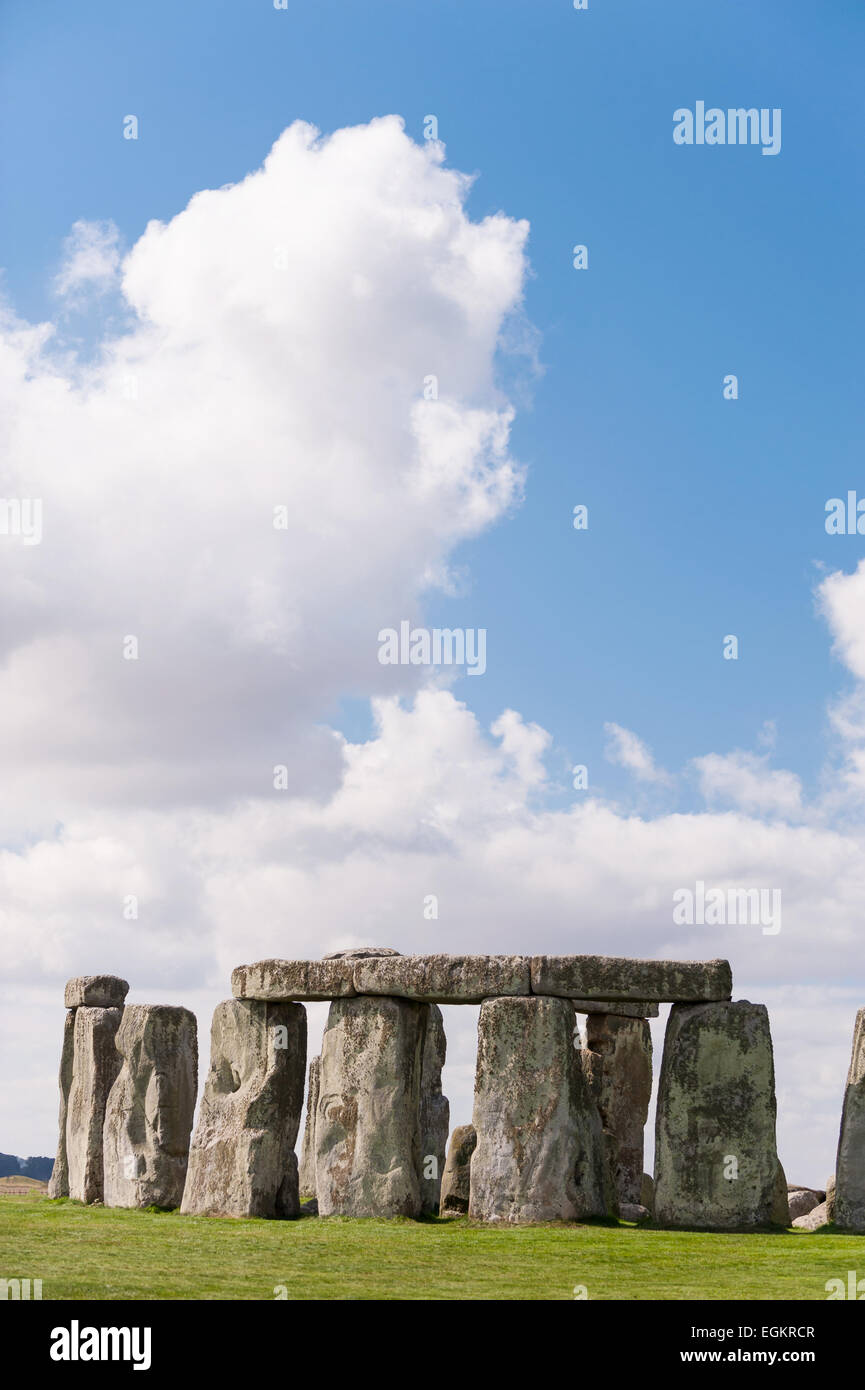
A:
[[47, 1011, 76, 1199], [787, 1188, 823, 1222], [232, 958, 355, 1001], [63, 975, 129, 1010], [572, 998, 659, 1018], [351, 954, 530, 1003], [585, 1014, 653, 1206], [654, 1000, 783, 1229], [469, 996, 607, 1224], [66, 1007, 123, 1204], [181, 1000, 306, 1219], [321, 946, 401, 959], [298, 1055, 320, 1199], [103, 1005, 197, 1210], [532, 956, 732, 1003], [793, 1200, 829, 1230], [419, 1004, 449, 1214], [439, 1124, 476, 1215], [315, 995, 425, 1217], [834, 1007, 865, 1232]]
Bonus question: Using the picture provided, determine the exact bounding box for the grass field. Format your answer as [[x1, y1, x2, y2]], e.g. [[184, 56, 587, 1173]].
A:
[[1, 1196, 862, 1300]]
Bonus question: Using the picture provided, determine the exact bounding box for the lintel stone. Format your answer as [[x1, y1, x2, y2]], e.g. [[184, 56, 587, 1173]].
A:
[[532, 956, 732, 1003], [232, 959, 355, 1002]]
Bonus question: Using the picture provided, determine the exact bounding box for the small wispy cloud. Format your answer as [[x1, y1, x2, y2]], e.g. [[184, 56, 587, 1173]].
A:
[[54, 219, 121, 302], [603, 721, 672, 785]]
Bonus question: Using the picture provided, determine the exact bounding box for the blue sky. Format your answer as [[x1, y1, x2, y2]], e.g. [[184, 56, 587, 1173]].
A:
[[2, 0, 863, 807]]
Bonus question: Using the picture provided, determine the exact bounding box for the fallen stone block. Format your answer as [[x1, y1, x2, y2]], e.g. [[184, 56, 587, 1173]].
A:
[[787, 1188, 823, 1223], [47, 1011, 76, 1199], [439, 1124, 476, 1215], [298, 1055, 320, 1200], [419, 1004, 449, 1215], [793, 1201, 829, 1231], [572, 998, 659, 1018], [231, 958, 355, 1001], [654, 1000, 783, 1229], [835, 1008, 865, 1232], [351, 953, 531, 1003], [63, 975, 129, 1010], [182, 1000, 305, 1219], [103, 1005, 197, 1210], [469, 996, 608, 1224], [585, 1013, 653, 1207], [66, 1006, 124, 1204], [315, 995, 425, 1217], [532, 955, 732, 1003], [619, 1202, 650, 1223]]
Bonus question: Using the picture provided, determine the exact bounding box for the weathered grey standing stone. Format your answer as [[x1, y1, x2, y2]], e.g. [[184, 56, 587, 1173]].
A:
[[315, 995, 425, 1217], [419, 1004, 449, 1215], [66, 1007, 123, 1204], [47, 1011, 76, 1199], [439, 1124, 476, 1215], [585, 1014, 653, 1207], [826, 1173, 836, 1220], [298, 1056, 320, 1199], [63, 975, 129, 1010], [654, 1001, 783, 1229], [641, 1172, 655, 1215], [182, 1000, 306, 1219], [532, 956, 732, 1003], [232, 959, 355, 1001], [103, 1005, 197, 1210], [352, 954, 530, 1003], [572, 998, 659, 1018], [469, 996, 608, 1224], [835, 1008, 865, 1232]]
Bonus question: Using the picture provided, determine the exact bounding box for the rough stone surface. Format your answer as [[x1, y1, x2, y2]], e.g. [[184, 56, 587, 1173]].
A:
[[47, 1011, 76, 1199], [298, 1055, 320, 1199], [772, 1162, 790, 1228], [787, 1188, 823, 1223], [322, 946, 400, 959], [232, 959, 355, 1001], [641, 1172, 655, 1214], [64, 975, 129, 1010], [315, 995, 425, 1217], [532, 956, 732, 1003], [66, 1006, 123, 1204], [654, 1001, 783, 1229], [585, 1014, 653, 1207], [826, 1173, 836, 1220], [352, 954, 530, 1003], [834, 1007, 865, 1232], [619, 1202, 650, 1222], [419, 1004, 449, 1215], [469, 996, 607, 1224], [439, 1124, 476, 1215], [793, 1200, 829, 1231], [181, 1000, 306, 1219], [103, 1005, 197, 1210], [572, 998, 660, 1018], [580, 1048, 604, 1104]]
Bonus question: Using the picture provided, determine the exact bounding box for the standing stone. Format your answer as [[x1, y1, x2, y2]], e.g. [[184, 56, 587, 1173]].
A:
[[439, 1124, 477, 1215], [298, 1055, 320, 1200], [585, 1014, 652, 1207], [835, 1007, 865, 1232], [654, 1000, 783, 1229], [182, 1000, 306, 1219], [47, 1011, 76, 1199], [469, 996, 607, 1224], [315, 995, 425, 1217], [103, 1005, 197, 1210], [419, 1004, 449, 1215], [641, 1172, 655, 1215], [66, 1007, 123, 1204]]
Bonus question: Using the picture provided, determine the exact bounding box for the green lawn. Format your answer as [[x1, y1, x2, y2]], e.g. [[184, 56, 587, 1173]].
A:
[[0, 1196, 861, 1300]]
